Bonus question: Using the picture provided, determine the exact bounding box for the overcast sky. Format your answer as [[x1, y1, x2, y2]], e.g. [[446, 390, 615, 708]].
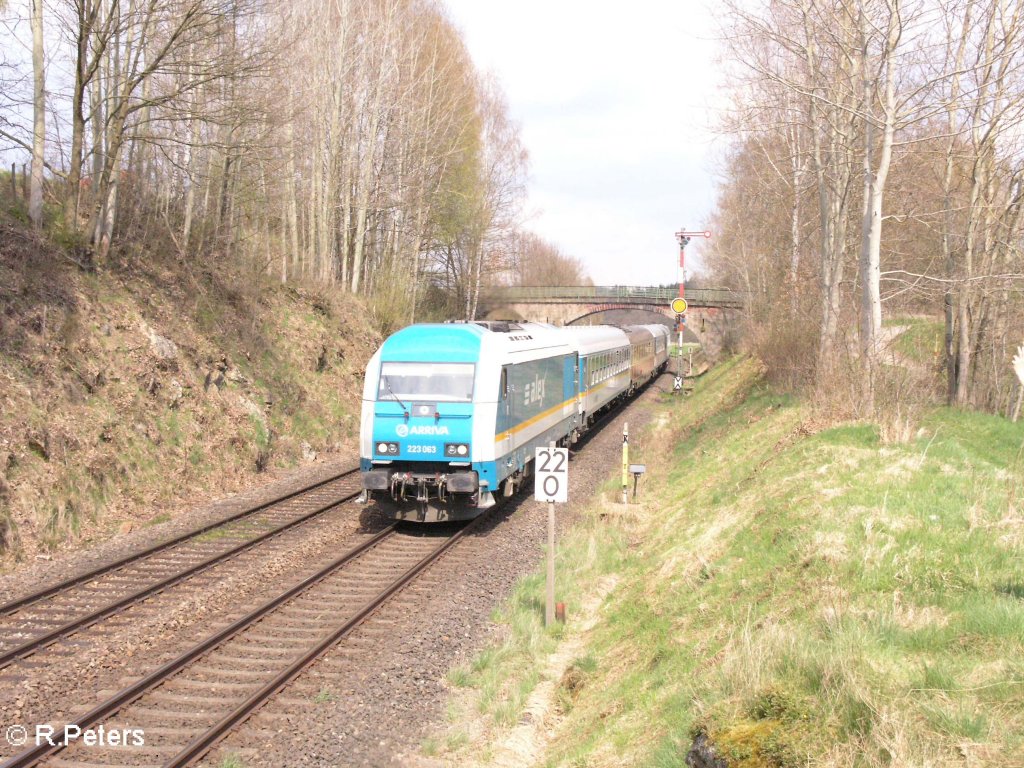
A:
[[443, 0, 725, 286]]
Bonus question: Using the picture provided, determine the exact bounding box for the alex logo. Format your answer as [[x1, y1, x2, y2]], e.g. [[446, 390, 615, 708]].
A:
[[523, 375, 546, 407], [396, 424, 450, 437]]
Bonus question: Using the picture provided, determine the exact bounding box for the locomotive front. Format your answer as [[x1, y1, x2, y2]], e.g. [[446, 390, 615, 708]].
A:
[[359, 324, 497, 521]]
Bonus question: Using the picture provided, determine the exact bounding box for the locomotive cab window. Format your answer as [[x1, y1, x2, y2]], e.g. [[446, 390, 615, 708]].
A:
[[378, 362, 475, 402]]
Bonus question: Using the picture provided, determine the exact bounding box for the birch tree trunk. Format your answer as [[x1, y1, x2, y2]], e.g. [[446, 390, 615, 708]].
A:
[[799, 1, 857, 382], [954, 8, 996, 405], [350, 85, 387, 293], [29, 0, 45, 229], [857, 0, 900, 408], [64, 0, 109, 231], [787, 117, 805, 314], [285, 122, 300, 280], [942, 2, 971, 404]]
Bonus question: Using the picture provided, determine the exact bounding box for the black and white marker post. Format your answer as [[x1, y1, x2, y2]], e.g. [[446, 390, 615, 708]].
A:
[[547, 493, 555, 626], [535, 440, 568, 627]]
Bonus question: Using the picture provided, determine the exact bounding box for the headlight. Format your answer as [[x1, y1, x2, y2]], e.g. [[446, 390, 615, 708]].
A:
[[375, 442, 399, 456], [444, 443, 470, 458]]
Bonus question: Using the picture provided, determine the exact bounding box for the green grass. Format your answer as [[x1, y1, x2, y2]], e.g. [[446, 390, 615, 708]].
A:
[[193, 518, 263, 543], [438, 566, 584, 744], [421, 736, 441, 757], [888, 316, 945, 364], [0, 508, 16, 553], [430, 355, 1024, 767], [37, 468, 106, 551], [313, 688, 337, 704]]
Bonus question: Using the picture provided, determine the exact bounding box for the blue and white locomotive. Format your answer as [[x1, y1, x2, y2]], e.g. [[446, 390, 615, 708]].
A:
[[359, 321, 669, 521]]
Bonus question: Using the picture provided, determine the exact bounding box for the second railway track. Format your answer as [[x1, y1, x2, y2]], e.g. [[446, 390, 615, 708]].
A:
[[0, 467, 362, 670], [1, 519, 475, 768]]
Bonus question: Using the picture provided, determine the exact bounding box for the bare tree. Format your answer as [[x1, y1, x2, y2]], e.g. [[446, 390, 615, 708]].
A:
[[62, 0, 114, 230], [714, 0, 1024, 414], [722, 0, 862, 383], [509, 231, 591, 287], [28, 0, 44, 227], [1, 0, 527, 326], [856, 0, 902, 393]]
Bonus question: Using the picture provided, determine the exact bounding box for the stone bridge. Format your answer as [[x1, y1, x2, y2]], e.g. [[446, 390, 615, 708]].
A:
[[479, 286, 744, 355]]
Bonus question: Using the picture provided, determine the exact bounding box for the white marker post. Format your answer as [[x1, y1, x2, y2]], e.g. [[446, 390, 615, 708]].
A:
[[535, 441, 568, 627]]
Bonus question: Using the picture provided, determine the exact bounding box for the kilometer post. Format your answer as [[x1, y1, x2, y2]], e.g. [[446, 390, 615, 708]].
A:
[[535, 441, 567, 627]]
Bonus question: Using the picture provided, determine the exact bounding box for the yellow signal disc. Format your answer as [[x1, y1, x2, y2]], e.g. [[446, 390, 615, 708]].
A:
[[670, 297, 688, 314]]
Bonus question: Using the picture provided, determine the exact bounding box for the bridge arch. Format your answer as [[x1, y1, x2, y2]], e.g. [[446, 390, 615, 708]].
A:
[[567, 306, 702, 345], [479, 285, 743, 358]]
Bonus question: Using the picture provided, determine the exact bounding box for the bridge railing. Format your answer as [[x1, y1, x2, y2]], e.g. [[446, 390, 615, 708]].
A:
[[487, 285, 745, 308]]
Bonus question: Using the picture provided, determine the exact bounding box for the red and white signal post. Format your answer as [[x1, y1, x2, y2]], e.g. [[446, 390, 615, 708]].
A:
[[674, 228, 712, 300]]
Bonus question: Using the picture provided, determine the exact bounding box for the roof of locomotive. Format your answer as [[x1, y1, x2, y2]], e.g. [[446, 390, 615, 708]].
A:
[[377, 323, 486, 363]]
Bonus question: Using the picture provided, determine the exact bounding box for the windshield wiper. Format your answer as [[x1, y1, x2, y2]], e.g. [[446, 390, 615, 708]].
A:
[[382, 375, 410, 420]]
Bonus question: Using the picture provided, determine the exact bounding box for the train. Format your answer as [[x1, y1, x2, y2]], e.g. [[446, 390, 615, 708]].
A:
[[359, 321, 670, 521]]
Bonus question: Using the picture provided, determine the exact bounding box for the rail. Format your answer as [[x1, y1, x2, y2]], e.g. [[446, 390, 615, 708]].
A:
[[0, 468, 362, 668], [0, 520, 476, 768], [0, 466, 359, 617]]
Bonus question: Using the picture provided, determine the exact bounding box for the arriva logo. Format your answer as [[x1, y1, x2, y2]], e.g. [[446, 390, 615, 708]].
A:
[[395, 424, 450, 437], [524, 375, 546, 407]]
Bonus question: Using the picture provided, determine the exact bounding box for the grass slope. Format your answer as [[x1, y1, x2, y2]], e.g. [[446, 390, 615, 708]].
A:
[[433, 357, 1024, 767]]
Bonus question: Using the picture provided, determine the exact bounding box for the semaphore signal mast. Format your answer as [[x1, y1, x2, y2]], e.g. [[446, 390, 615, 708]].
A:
[[674, 228, 711, 300]]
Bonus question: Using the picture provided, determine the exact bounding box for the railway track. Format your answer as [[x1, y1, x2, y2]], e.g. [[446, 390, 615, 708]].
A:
[[0, 467, 361, 670], [0, 519, 476, 768]]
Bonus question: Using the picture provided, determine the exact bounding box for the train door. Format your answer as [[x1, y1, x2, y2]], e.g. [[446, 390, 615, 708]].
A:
[[498, 365, 512, 443], [571, 353, 583, 416]]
